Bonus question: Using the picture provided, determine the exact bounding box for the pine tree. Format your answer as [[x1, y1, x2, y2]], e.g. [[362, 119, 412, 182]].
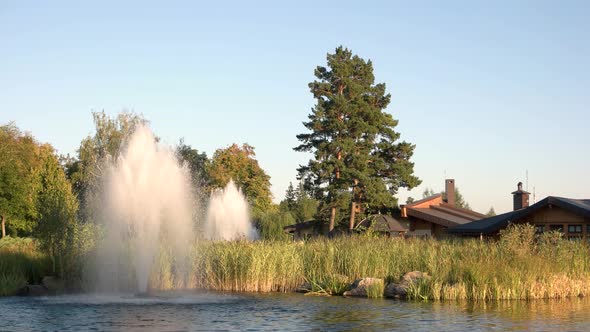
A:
[[295, 46, 420, 231], [284, 182, 296, 211]]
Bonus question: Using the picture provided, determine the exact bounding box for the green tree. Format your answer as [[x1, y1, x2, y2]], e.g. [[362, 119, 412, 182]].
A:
[[208, 144, 272, 217], [0, 123, 41, 237], [176, 138, 210, 188], [442, 187, 471, 210], [256, 206, 295, 241], [279, 181, 319, 223], [68, 111, 147, 222], [422, 188, 437, 198], [486, 207, 496, 217], [295, 46, 420, 231], [35, 145, 79, 276], [293, 181, 319, 222], [284, 182, 297, 211]]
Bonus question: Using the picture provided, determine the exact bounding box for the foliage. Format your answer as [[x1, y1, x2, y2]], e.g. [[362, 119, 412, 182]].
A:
[[208, 143, 272, 218], [176, 138, 210, 188], [35, 146, 79, 276], [295, 46, 420, 230], [365, 279, 385, 298], [146, 225, 590, 301], [255, 207, 295, 241], [486, 207, 496, 217], [0, 237, 51, 296], [280, 181, 319, 223], [0, 123, 42, 236], [67, 111, 147, 222], [283, 182, 297, 211]]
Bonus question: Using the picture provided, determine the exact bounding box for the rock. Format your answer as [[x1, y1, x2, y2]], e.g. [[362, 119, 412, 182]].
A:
[[343, 277, 383, 297], [401, 271, 430, 283], [295, 281, 312, 293], [384, 282, 408, 298], [16, 284, 48, 296], [42, 276, 65, 294], [384, 271, 431, 299]]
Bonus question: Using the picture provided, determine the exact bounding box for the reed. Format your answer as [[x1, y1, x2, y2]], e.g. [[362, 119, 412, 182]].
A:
[[0, 237, 51, 296], [148, 224, 590, 301]]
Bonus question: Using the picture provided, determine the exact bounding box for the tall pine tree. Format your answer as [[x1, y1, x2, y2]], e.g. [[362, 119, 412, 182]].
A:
[[295, 46, 420, 231]]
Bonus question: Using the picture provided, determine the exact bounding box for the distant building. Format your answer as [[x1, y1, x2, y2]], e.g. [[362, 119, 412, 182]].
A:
[[449, 182, 590, 239], [401, 179, 485, 237], [354, 214, 410, 237], [283, 220, 329, 241]]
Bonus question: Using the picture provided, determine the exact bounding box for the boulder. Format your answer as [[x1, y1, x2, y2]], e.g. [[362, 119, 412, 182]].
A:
[[16, 284, 48, 296], [343, 277, 383, 297], [42, 276, 65, 294], [384, 282, 408, 299], [295, 281, 312, 293], [384, 271, 431, 299]]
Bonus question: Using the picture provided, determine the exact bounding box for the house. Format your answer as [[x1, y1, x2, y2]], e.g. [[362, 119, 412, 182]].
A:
[[448, 182, 590, 239], [354, 214, 410, 237], [283, 220, 330, 241], [401, 179, 485, 237]]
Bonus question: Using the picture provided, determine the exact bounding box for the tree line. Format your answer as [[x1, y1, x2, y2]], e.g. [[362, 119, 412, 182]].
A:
[[1, 46, 428, 259]]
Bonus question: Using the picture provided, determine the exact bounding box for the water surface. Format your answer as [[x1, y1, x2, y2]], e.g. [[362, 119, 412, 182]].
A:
[[1, 291, 589, 331]]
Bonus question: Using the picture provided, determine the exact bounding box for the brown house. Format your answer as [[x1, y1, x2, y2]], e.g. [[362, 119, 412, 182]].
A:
[[401, 179, 485, 237], [449, 182, 590, 239]]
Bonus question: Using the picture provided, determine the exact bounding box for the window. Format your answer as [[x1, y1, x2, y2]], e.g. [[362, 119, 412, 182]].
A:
[[534, 225, 545, 234], [549, 224, 564, 232], [568, 225, 582, 233], [568, 224, 583, 240]]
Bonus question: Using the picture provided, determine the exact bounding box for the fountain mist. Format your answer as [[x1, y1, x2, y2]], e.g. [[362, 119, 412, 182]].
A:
[[95, 125, 195, 293], [205, 180, 259, 241]]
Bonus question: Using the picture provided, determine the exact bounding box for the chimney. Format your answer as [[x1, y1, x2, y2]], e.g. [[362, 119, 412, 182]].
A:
[[445, 179, 455, 206], [511, 181, 530, 211]]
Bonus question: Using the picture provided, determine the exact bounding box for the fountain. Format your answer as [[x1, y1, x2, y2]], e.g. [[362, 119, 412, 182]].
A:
[[205, 180, 259, 241], [96, 125, 195, 293], [93, 125, 258, 294]]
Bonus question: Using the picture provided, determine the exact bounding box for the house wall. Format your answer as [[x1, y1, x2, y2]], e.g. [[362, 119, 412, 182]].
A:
[[432, 224, 448, 237], [408, 218, 432, 237], [516, 205, 590, 240]]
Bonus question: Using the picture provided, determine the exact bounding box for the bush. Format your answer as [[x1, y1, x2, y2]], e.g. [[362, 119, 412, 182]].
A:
[[0, 237, 51, 295]]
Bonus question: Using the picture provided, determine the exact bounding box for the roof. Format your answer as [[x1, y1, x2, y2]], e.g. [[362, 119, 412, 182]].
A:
[[404, 194, 485, 228], [449, 196, 590, 234], [283, 220, 324, 233], [356, 214, 409, 233]]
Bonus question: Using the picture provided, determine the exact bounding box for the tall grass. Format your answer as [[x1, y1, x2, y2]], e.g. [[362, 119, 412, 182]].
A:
[[0, 237, 51, 296], [148, 224, 590, 301]]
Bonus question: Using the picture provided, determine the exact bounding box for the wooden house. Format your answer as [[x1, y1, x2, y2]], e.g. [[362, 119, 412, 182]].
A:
[[449, 182, 590, 239], [401, 179, 485, 237]]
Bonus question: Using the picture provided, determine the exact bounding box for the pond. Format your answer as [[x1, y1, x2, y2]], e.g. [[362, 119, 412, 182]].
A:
[[1, 292, 589, 331]]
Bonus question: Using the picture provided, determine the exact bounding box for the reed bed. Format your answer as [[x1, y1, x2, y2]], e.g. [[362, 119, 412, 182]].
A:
[[149, 225, 590, 301], [0, 237, 51, 296]]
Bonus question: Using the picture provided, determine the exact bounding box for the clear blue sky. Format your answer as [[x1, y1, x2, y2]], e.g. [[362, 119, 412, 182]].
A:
[[1, 1, 589, 213]]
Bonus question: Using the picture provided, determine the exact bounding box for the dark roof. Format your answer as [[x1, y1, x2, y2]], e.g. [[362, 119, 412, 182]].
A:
[[283, 220, 324, 233], [449, 196, 590, 234], [356, 214, 409, 233]]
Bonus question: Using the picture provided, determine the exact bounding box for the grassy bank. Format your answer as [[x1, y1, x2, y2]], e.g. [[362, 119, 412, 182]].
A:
[[149, 225, 590, 301], [0, 237, 51, 296]]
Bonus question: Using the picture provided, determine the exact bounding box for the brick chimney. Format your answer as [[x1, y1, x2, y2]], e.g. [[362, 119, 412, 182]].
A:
[[445, 179, 455, 206], [511, 181, 530, 211]]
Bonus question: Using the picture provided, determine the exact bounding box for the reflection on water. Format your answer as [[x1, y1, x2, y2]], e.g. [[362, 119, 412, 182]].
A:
[[2, 292, 590, 331]]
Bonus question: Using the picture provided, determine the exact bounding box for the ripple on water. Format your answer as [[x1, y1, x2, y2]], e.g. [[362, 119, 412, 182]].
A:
[[2, 292, 590, 331]]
